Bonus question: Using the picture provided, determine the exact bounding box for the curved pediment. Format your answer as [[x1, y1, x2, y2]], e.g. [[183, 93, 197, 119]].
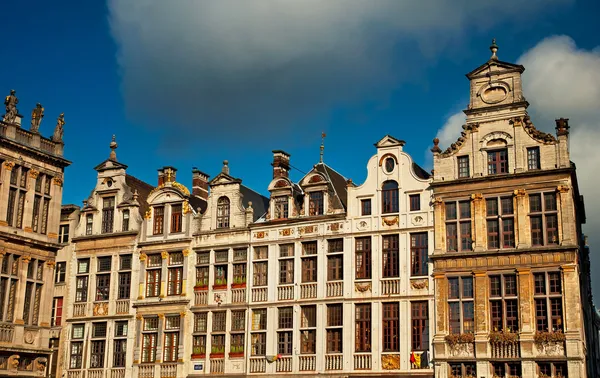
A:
[[480, 131, 513, 148], [268, 177, 293, 191], [147, 182, 189, 204]]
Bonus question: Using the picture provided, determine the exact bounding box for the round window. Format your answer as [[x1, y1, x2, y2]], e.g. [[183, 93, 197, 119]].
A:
[[106, 179, 113, 188], [384, 157, 395, 173]]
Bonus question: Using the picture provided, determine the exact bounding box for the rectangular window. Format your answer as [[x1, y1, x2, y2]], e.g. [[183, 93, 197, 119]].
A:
[[361, 199, 371, 216], [95, 274, 110, 301], [487, 149, 508, 175], [90, 340, 106, 368], [530, 193, 559, 246], [231, 310, 245, 331], [355, 304, 371, 352], [211, 335, 225, 355], [113, 339, 127, 368], [212, 312, 226, 332], [254, 246, 268, 260], [274, 196, 289, 219], [446, 201, 472, 252], [309, 192, 324, 215], [382, 181, 399, 213], [355, 237, 371, 279], [120, 255, 132, 270], [448, 276, 474, 334], [101, 197, 115, 233], [70, 341, 84, 369], [449, 363, 477, 378], [98, 256, 112, 272], [278, 307, 293, 355], [194, 313, 208, 333], [279, 259, 294, 284], [486, 197, 515, 249], [86, 214, 93, 235], [141, 333, 157, 363], [412, 301, 429, 351], [214, 265, 227, 287], [58, 224, 70, 244], [301, 257, 317, 282], [534, 272, 563, 332], [122, 210, 130, 232], [163, 316, 180, 362], [253, 262, 268, 287], [382, 303, 399, 351], [170, 204, 182, 233], [409, 194, 421, 211], [167, 267, 183, 296], [55, 262, 66, 284], [75, 276, 88, 303], [411, 232, 428, 276], [153, 206, 164, 235], [326, 304, 343, 353], [252, 309, 267, 331], [490, 274, 519, 331], [527, 147, 541, 170], [327, 255, 343, 281], [233, 263, 246, 286], [302, 241, 317, 255], [300, 305, 316, 354], [382, 235, 399, 278], [457, 156, 470, 178], [51, 297, 63, 327], [146, 269, 161, 297]]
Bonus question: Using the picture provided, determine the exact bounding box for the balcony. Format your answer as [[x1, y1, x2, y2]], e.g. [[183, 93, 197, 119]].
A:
[[490, 341, 520, 359], [300, 283, 317, 299], [73, 303, 88, 317], [326, 281, 343, 297], [249, 358, 266, 373], [276, 356, 292, 372], [354, 354, 372, 370], [67, 371, 83, 378], [231, 288, 246, 303], [210, 358, 224, 374], [160, 363, 178, 378], [0, 324, 14, 343], [381, 279, 400, 295], [278, 285, 294, 301], [138, 365, 155, 378], [325, 354, 343, 370], [110, 368, 126, 378], [299, 355, 316, 371], [194, 291, 208, 306], [115, 300, 129, 315], [252, 287, 267, 302], [88, 369, 105, 378]]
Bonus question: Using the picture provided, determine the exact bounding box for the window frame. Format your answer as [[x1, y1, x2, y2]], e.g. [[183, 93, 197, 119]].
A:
[[448, 276, 475, 334], [382, 180, 399, 214], [487, 148, 509, 175]]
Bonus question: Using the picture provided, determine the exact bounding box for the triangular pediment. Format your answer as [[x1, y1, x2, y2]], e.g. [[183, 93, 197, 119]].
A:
[[374, 135, 406, 148], [466, 59, 525, 79], [209, 172, 241, 186], [94, 158, 128, 172]]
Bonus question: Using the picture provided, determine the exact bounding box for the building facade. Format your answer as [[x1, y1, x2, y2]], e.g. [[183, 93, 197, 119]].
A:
[[430, 42, 591, 378], [0, 90, 70, 377]]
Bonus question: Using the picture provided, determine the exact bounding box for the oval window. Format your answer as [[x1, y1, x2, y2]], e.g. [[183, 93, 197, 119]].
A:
[[106, 179, 113, 188], [384, 157, 395, 173]]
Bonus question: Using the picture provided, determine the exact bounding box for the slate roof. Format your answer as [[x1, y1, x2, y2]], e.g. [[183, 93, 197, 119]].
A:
[[125, 175, 154, 216], [189, 195, 208, 214], [314, 162, 348, 210], [412, 162, 430, 180], [240, 185, 270, 222]]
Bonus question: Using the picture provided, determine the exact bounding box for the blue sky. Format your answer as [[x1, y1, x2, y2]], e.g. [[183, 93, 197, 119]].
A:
[[2, 1, 600, 293]]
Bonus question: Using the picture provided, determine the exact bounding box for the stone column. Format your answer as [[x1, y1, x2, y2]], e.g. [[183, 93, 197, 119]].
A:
[[138, 253, 147, 300], [514, 189, 529, 248], [178, 311, 186, 362], [14, 256, 31, 324], [561, 265, 582, 335], [156, 313, 165, 363], [471, 194, 485, 252], [517, 268, 534, 359], [473, 271, 489, 358], [432, 198, 444, 253], [39, 261, 56, 327], [22, 169, 37, 233], [0, 162, 15, 225], [160, 251, 168, 298], [432, 274, 447, 360], [181, 250, 190, 297], [557, 185, 574, 246], [133, 315, 143, 364]]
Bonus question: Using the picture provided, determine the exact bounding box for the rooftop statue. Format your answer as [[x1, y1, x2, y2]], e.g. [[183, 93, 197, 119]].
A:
[[3, 90, 18, 124], [52, 113, 65, 143], [30, 103, 44, 133]]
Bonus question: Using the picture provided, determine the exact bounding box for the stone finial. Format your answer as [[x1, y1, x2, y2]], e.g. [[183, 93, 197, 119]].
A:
[[490, 38, 499, 60], [109, 135, 118, 161], [3, 89, 19, 124], [555, 118, 570, 137], [222, 160, 229, 175], [133, 189, 139, 202], [431, 138, 442, 153], [30, 103, 44, 133], [247, 201, 253, 209]]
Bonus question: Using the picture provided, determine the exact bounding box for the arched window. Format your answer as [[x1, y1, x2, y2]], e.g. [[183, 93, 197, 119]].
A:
[[382, 180, 399, 214], [217, 197, 230, 229], [122, 210, 130, 232]]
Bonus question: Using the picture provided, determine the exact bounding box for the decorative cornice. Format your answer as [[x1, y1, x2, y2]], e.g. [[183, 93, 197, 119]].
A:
[[512, 116, 557, 144]]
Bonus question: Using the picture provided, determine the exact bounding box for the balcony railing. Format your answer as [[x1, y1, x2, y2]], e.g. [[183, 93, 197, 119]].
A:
[[490, 342, 520, 359], [325, 354, 343, 370], [195, 291, 208, 306], [278, 285, 294, 300], [15, 128, 32, 145], [210, 358, 224, 374], [67, 371, 83, 378], [299, 355, 315, 371], [300, 283, 317, 299], [160, 363, 178, 378], [0, 324, 14, 343], [110, 368, 126, 378], [231, 288, 246, 303], [354, 354, 372, 370], [249, 358, 266, 373], [88, 369, 105, 378], [138, 365, 155, 378], [115, 300, 129, 314], [381, 279, 400, 295], [252, 287, 267, 302], [73, 303, 87, 317], [326, 281, 343, 297], [276, 356, 292, 372]]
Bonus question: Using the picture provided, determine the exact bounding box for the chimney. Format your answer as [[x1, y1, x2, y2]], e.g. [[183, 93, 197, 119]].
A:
[[272, 150, 291, 179], [157, 166, 178, 185], [192, 167, 209, 201]]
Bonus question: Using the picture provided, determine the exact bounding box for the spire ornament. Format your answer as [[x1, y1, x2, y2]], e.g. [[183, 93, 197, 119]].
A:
[[222, 160, 229, 175], [109, 135, 118, 161], [490, 38, 499, 60], [320, 131, 326, 163]]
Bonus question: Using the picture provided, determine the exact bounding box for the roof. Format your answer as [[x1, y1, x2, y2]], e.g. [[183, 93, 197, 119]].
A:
[[189, 195, 208, 214], [466, 59, 525, 79], [411, 162, 430, 180], [240, 185, 270, 222], [314, 162, 348, 209], [125, 175, 154, 216]]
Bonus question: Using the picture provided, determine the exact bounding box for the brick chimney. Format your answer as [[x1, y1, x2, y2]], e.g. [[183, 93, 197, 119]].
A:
[[192, 167, 209, 201], [272, 150, 291, 179], [157, 166, 177, 185]]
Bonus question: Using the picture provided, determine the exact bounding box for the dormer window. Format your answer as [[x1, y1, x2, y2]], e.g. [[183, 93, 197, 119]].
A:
[[309, 192, 324, 216], [86, 214, 93, 236], [217, 197, 230, 229], [527, 147, 540, 170], [101, 197, 115, 234], [122, 210, 130, 232], [171, 204, 183, 233], [153, 206, 164, 235], [487, 149, 508, 175], [457, 156, 470, 178], [274, 196, 288, 219], [382, 181, 399, 214]]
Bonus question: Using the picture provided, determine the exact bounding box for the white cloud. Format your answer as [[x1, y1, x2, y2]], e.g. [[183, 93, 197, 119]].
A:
[[435, 35, 600, 300], [436, 112, 466, 149], [107, 0, 569, 146]]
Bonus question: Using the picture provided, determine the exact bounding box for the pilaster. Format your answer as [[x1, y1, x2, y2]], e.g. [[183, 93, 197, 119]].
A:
[[160, 251, 168, 298], [432, 198, 444, 253], [471, 194, 485, 252], [138, 253, 147, 300], [14, 255, 31, 324], [473, 270, 489, 358], [557, 185, 574, 245], [156, 313, 165, 363], [514, 189, 529, 248], [181, 250, 189, 296], [133, 315, 142, 364]]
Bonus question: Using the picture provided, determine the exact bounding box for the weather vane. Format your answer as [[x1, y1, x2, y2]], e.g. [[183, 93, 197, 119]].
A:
[[320, 131, 326, 163]]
